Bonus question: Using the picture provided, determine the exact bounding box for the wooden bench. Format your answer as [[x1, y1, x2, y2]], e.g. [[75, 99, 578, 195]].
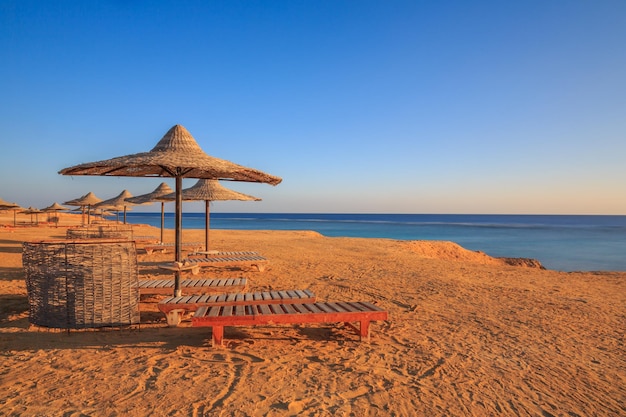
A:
[[187, 250, 258, 257], [158, 289, 315, 326], [192, 301, 388, 346], [144, 242, 204, 255], [134, 278, 247, 295], [158, 262, 201, 274], [159, 252, 269, 274], [134, 235, 160, 244]]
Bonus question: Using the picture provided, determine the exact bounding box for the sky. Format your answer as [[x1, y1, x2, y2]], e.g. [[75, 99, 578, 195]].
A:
[[1, 1, 625, 214]]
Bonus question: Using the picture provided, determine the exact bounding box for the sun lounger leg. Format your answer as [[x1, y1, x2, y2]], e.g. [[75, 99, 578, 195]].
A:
[[359, 320, 371, 342], [212, 326, 224, 347], [165, 309, 185, 327]]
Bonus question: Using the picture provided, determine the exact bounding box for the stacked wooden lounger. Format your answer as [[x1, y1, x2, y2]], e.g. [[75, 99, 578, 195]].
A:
[[134, 278, 247, 295], [192, 301, 388, 347], [144, 242, 204, 255], [159, 251, 269, 274], [158, 289, 316, 326]]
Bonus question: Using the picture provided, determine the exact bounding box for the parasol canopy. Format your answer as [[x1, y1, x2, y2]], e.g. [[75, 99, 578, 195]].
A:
[[0, 199, 24, 227], [42, 202, 69, 226], [24, 206, 43, 225], [160, 179, 260, 252], [0, 198, 21, 209], [59, 124, 281, 296], [125, 182, 173, 243], [42, 202, 68, 212], [64, 192, 103, 225], [94, 189, 143, 224]]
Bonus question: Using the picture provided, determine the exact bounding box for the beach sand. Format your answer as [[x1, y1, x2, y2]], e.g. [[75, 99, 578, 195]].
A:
[[0, 212, 624, 416]]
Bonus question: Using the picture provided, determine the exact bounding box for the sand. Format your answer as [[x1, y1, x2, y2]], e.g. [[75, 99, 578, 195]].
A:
[[0, 212, 624, 416]]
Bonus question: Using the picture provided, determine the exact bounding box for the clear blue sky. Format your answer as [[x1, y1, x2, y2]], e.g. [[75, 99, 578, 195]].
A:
[[1, 1, 624, 214]]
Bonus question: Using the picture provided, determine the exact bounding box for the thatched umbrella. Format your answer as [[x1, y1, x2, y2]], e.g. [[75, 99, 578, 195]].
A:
[[59, 124, 281, 296], [0, 198, 23, 227], [42, 202, 68, 226], [125, 182, 173, 243], [160, 179, 260, 252], [94, 189, 142, 224], [24, 206, 43, 225], [64, 192, 103, 225]]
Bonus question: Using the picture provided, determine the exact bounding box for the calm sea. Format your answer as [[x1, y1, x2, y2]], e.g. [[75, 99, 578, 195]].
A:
[[122, 213, 626, 272]]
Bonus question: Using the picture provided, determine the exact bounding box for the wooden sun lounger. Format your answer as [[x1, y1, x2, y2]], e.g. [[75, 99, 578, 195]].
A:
[[134, 278, 247, 295], [187, 250, 259, 257], [192, 301, 388, 347], [158, 289, 316, 326], [134, 235, 160, 244], [144, 242, 204, 255], [159, 252, 269, 274]]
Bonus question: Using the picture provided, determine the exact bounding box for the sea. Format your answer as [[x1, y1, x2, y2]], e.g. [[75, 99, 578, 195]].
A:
[[121, 213, 626, 272]]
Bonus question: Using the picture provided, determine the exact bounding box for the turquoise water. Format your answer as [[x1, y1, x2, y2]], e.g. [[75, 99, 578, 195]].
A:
[[121, 213, 626, 272]]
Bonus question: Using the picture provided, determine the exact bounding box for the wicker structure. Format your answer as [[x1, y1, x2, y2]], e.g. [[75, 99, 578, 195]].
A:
[[66, 225, 134, 240], [23, 239, 140, 328]]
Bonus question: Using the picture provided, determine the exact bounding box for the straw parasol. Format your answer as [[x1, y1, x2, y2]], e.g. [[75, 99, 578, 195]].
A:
[[0, 198, 19, 208], [125, 182, 173, 243], [59, 124, 281, 296], [0, 198, 23, 227], [94, 189, 142, 224], [64, 192, 103, 225], [42, 202, 68, 212], [160, 179, 260, 252], [42, 202, 68, 226], [24, 206, 43, 225]]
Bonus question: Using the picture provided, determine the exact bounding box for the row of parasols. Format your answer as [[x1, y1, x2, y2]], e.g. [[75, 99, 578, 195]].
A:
[[2, 176, 262, 252], [5, 124, 282, 297]]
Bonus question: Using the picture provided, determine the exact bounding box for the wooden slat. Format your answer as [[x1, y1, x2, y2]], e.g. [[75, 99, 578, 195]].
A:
[[282, 303, 297, 314], [312, 303, 332, 313], [207, 306, 221, 318]]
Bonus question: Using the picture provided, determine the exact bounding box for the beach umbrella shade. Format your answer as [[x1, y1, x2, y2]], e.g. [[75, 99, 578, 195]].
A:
[[64, 192, 103, 225], [24, 206, 43, 225], [0, 198, 22, 226], [125, 182, 173, 243], [96, 202, 133, 223], [94, 189, 143, 224], [42, 202, 69, 226], [59, 124, 281, 296], [160, 179, 260, 252]]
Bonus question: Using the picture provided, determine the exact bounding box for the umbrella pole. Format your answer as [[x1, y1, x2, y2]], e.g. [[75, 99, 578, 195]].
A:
[[174, 176, 182, 297], [205, 200, 210, 252], [124, 207, 127, 224], [160, 202, 165, 244]]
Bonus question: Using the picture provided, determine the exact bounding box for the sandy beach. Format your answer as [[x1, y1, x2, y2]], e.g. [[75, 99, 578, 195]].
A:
[[0, 212, 624, 416]]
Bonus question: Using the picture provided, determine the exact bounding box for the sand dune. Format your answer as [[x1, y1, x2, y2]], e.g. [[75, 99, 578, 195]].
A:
[[0, 215, 624, 416]]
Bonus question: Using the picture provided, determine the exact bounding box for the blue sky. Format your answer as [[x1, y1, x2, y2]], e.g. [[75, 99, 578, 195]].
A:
[[1, 1, 624, 214]]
